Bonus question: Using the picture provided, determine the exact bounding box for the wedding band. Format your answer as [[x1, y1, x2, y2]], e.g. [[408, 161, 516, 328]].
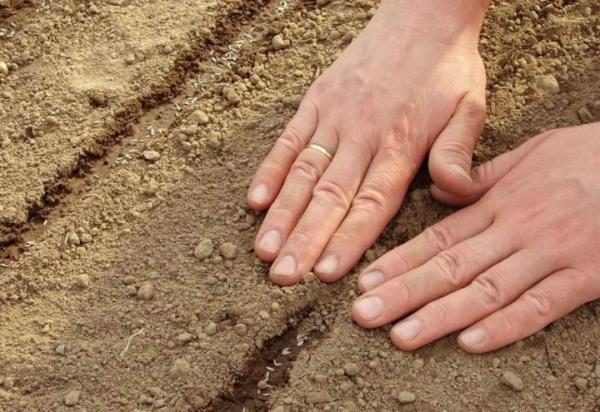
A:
[[308, 143, 334, 160]]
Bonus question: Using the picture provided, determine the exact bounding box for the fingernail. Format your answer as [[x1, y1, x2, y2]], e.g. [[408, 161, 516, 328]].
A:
[[249, 183, 269, 205], [259, 230, 282, 254], [271, 255, 296, 277], [354, 296, 384, 321], [460, 328, 486, 347], [358, 271, 385, 291], [315, 255, 338, 275], [450, 164, 472, 183], [393, 319, 421, 341]]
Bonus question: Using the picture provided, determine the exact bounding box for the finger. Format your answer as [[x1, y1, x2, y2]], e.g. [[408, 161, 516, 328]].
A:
[[357, 201, 494, 292], [458, 268, 596, 353], [254, 135, 334, 261], [352, 224, 514, 328], [388, 248, 557, 351], [247, 99, 318, 210], [431, 132, 551, 207], [428, 92, 486, 196], [314, 146, 417, 282], [269, 140, 372, 286]]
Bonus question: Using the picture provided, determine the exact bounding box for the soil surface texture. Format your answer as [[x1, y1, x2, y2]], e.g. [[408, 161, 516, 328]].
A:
[[1, 0, 599, 411]]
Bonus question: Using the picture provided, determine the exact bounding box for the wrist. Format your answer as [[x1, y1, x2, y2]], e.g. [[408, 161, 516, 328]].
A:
[[375, 0, 489, 47]]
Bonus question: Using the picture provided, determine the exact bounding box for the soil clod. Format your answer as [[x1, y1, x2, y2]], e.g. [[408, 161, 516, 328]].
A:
[[501, 370, 524, 392]]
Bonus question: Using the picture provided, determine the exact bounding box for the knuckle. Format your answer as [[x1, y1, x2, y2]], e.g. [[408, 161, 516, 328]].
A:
[[389, 277, 412, 307], [352, 185, 387, 213], [277, 127, 305, 154], [432, 250, 463, 288], [313, 179, 351, 210], [472, 160, 495, 184], [423, 224, 454, 253], [472, 274, 504, 307], [522, 290, 553, 318], [424, 300, 449, 324], [389, 249, 411, 273], [494, 309, 516, 337], [287, 227, 313, 246], [463, 99, 486, 122], [438, 139, 473, 164], [290, 157, 322, 183]]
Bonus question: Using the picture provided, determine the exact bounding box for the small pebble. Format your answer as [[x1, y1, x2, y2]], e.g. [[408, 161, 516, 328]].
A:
[[272, 34, 289, 50], [306, 390, 332, 404], [74, 274, 90, 289], [142, 151, 161, 161], [64, 391, 81, 407], [170, 358, 191, 378], [125, 285, 137, 296], [344, 362, 360, 377], [222, 87, 241, 105], [55, 344, 66, 355], [194, 239, 214, 260], [0, 61, 8, 75], [137, 282, 155, 301], [395, 391, 416, 404], [190, 110, 209, 125], [536, 74, 560, 94], [205, 321, 218, 336], [574, 377, 588, 391], [177, 332, 194, 344], [501, 370, 524, 391], [234, 323, 247, 336], [578, 106, 593, 124], [124, 53, 136, 65], [220, 242, 238, 259], [66, 232, 81, 246]]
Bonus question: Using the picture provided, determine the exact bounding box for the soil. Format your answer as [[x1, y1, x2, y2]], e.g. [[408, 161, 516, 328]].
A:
[[0, 0, 599, 411]]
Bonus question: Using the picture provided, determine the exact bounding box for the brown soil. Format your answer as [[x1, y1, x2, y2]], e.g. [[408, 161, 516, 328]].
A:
[[0, 0, 599, 411]]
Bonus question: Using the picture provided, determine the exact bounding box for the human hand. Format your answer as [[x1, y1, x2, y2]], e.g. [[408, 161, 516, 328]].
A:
[[352, 123, 600, 353], [247, 0, 489, 285]]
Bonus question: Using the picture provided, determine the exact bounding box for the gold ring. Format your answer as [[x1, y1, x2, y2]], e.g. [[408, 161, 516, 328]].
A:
[[308, 143, 334, 160]]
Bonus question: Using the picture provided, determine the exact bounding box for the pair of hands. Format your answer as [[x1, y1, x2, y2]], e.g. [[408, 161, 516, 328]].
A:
[[247, 0, 600, 353]]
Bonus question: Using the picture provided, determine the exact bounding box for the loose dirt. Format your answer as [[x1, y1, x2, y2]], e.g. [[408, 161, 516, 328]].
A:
[[0, 0, 599, 411]]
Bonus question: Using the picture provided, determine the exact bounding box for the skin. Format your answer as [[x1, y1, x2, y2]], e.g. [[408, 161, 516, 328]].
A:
[[247, 0, 489, 285], [353, 124, 600, 353], [247, 0, 600, 352]]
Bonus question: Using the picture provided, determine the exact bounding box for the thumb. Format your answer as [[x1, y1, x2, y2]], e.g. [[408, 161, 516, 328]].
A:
[[431, 131, 551, 207], [428, 92, 486, 196]]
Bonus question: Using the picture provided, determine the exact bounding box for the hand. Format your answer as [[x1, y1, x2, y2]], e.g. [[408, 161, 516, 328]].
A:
[[352, 123, 600, 353], [247, 0, 488, 285]]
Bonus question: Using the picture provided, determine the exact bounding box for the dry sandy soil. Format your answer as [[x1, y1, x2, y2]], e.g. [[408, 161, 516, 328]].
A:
[[0, 0, 599, 411]]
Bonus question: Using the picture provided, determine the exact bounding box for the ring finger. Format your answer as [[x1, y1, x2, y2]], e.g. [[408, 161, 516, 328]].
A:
[[269, 139, 373, 285], [254, 129, 338, 261]]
